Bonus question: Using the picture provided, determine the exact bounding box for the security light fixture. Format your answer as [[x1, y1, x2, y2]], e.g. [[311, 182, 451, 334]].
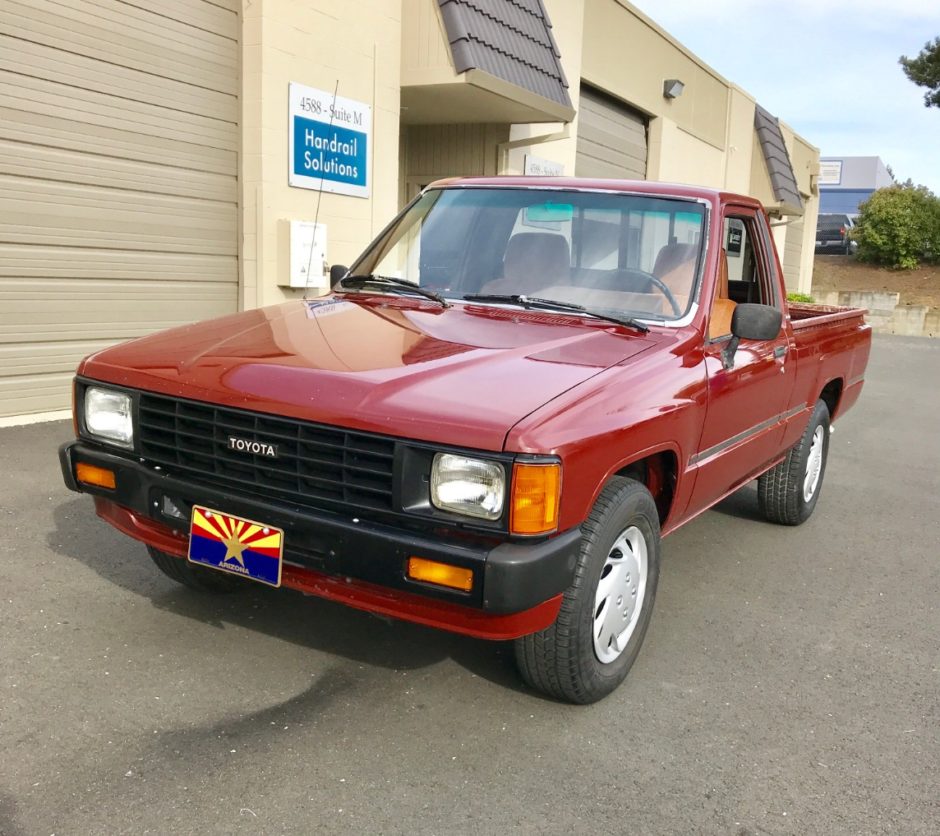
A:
[[663, 79, 685, 99]]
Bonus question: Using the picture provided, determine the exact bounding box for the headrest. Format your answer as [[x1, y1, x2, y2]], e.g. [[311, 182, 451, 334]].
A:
[[504, 233, 570, 282], [653, 243, 698, 278]]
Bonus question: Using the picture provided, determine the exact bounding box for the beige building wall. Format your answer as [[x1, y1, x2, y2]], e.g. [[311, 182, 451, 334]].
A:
[[777, 123, 820, 294], [241, 0, 820, 308], [491, 0, 820, 294], [504, 0, 586, 177], [241, 0, 402, 308]]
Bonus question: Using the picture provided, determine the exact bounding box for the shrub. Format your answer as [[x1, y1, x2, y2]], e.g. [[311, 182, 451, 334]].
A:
[[787, 292, 815, 303], [851, 185, 940, 269]]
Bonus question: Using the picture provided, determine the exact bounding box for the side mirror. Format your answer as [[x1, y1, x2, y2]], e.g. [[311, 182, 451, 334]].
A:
[[329, 264, 349, 285], [722, 304, 782, 370]]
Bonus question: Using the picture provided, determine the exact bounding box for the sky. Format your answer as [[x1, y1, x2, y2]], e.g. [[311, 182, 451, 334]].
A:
[[629, 0, 940, 192]]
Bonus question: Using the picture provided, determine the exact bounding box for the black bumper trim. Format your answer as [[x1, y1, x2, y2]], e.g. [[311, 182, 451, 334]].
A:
[[59, 441, 581, 615]]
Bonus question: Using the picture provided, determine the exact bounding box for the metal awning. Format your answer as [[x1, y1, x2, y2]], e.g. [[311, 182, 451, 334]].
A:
[[402, 0, 574, 124], [754, 104, 803, 216]]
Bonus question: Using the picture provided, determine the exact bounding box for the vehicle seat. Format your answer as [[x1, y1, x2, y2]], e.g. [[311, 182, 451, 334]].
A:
[[708, 248, 737, 340], [478, 233, 571, 295], [653, 243, 698, 290], [653, 242, 698, 312]]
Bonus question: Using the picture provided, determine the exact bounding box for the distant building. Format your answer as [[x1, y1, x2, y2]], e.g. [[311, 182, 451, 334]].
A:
[[819, 156, 894, 216]]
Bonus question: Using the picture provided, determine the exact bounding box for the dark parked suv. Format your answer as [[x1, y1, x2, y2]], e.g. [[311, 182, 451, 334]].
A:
[[815, 213, 856, 255]]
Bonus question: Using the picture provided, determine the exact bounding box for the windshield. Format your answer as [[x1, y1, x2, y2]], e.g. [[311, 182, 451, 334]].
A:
[[347, 188, 707, 322]]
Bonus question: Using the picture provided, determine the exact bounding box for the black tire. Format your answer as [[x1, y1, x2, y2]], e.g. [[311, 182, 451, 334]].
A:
[[514, 477, 661, 704], [757, 399, 831, 525], [147, 545, 244, 593]]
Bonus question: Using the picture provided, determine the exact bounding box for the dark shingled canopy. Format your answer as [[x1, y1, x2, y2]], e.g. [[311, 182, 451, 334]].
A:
[[754, 104, 803, 212], [437, 0, 572, 109]]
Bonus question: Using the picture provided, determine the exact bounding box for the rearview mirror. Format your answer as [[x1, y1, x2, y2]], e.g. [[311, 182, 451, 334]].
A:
[[722, 304, 782, 370], [524, 202, 574, 223], [329, 264, 349, 285]]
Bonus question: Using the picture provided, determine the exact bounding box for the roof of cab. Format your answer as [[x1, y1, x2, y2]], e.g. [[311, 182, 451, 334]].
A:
[[426, 176, 764, 211]]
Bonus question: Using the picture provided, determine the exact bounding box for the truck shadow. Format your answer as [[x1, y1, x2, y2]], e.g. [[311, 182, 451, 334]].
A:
[[707, 484, 766, 523], [47, 498, 526, 695]]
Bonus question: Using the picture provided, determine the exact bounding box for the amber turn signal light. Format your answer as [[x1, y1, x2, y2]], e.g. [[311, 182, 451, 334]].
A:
[[75, 462, 116, 489], [510, 462, 561, 535], [407, 557, 474, 592]]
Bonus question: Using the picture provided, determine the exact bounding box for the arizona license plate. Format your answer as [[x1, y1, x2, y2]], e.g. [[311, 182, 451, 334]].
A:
[[188, 505, 284, 587]]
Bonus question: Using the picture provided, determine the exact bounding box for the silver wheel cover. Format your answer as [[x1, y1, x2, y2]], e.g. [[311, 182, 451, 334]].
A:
[[803, 425, 825, 502], [593, 525, 649, 664]]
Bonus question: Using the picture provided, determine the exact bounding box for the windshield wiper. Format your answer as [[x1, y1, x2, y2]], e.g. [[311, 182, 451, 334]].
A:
[[339, 274, 450, 308], [462, 294, 649, 333]]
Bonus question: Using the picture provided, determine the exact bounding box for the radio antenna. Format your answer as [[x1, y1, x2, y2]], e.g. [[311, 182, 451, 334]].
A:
[[304, 79, 340, 299]]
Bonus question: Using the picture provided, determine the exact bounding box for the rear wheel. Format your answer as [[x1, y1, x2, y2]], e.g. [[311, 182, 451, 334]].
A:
[[514, 477, 661, 704], [757, 399, 831, 525], [147, 546, 244, 593]]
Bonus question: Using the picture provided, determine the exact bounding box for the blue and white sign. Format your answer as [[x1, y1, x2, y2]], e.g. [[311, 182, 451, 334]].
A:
[[288, 82, 371, 198]]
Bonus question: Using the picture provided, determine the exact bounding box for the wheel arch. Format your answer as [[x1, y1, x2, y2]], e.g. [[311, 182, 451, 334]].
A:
[[598, 446, 680, 529], [819, 378, 844, 419]]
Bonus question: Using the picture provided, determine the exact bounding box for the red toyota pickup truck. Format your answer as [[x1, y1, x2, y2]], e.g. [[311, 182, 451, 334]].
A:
[[60, 178, 871, 703]]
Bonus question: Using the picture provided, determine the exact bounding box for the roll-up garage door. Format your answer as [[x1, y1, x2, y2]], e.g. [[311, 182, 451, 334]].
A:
[[0, 0, 240, 418], [782, 216, 804, 292], [576, 85, 648, 180]]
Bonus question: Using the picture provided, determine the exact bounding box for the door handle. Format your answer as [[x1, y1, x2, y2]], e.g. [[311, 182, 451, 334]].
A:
[[773, 345, 788, 359]]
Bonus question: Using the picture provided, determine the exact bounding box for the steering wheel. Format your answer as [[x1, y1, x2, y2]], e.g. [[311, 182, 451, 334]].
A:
[[630, 270, 683, 317]]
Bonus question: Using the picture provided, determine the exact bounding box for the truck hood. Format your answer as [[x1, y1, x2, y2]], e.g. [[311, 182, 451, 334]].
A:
[[80, 296, 660, 450]]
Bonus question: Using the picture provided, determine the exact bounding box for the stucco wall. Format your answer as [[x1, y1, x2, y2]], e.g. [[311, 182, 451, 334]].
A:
[[241, 0, 820, 305], [241, 0, 402, 307]]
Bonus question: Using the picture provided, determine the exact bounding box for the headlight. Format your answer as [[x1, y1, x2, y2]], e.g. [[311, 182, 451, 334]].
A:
[[84, 387, 134, 448], [430, 453, 505, 520]]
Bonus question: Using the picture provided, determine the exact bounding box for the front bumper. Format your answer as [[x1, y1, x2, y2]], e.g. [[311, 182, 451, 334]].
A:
[[59, 440, 581, 639]]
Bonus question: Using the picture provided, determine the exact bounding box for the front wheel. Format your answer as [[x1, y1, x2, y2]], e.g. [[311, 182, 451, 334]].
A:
[[757, 399, 831, 525], [514, 477, 661, 704]]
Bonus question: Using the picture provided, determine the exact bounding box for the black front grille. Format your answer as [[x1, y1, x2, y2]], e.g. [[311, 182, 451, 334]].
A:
[[138, 393, 396, 513]]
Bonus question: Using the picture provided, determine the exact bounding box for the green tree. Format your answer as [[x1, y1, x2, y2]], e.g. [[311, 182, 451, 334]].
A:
[[852, 185, 940, 269], [900, 37, 940, 108]]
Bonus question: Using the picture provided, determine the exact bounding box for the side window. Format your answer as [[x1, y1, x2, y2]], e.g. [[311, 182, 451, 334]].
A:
[[710, 213, 777, 340], [722, 216, 776, 307]]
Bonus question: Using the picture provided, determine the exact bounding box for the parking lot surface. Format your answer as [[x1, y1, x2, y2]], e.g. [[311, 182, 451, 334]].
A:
[[1, 334, 938, 834]]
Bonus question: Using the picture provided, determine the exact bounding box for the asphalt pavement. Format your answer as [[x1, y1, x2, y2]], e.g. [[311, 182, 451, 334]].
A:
[[1, 334, 938, 834]]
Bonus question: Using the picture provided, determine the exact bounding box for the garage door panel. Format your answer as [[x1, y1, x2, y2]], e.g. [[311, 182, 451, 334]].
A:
[[0, 36, 237, 123], [578, 120, 647, 163], [783, 217, 804, 290], [0, 0, 238, 417], [117, 0, 240, 38], [0, 278, 237, 345], [1, 1, 237, 94], [0, 372, 76, 414], [0, 245, 235, 283], [0, 177, 236, 255], [1, 341, 128, 376], [0, 140, 236, 202], [0, 74, 237, 154], [580, 99, 647, 138], [576, 137, 647, 173], [576, 86, 647, 180], [0, 103, 236, 174]]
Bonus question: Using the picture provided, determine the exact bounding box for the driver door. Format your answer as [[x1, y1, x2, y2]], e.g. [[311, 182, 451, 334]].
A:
[[685, 207, 797, 515]]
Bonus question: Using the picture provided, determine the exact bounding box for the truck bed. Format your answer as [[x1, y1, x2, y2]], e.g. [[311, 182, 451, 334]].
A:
[[786, 302, 871, 424], [788, 302, 867, 332]]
